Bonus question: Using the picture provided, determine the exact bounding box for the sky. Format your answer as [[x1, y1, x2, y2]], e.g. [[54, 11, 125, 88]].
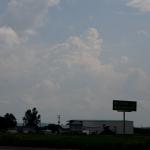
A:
[[0, 0, 150, 126]]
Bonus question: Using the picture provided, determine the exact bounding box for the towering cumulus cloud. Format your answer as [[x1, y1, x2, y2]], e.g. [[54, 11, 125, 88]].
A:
[[0, 0, 150, 125], [0, 25, 149, 123]]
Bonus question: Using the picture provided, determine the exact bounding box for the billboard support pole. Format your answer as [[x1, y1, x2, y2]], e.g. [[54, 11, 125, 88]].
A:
[[113, 100, 137, 135], [123, 111, 125, 135]]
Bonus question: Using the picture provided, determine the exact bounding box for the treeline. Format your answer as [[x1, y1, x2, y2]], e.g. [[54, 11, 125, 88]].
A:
[[0, 107, 41, 131], [0, 107, 61, 133], [0, 113, 17, 130], [134, 127, 150, 135]]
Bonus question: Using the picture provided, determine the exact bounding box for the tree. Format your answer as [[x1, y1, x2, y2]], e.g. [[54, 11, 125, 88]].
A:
[[4, 113, 17, 128], [0, 116, 7, 130], [23, 107, 41, 129]]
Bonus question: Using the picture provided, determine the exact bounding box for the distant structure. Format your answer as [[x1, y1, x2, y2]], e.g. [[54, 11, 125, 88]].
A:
[[57, 114, 61, 125], [67, 120, 134, 135]]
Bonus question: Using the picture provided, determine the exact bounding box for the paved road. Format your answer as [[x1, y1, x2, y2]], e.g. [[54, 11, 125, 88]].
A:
[[0, 147, 75, 150]]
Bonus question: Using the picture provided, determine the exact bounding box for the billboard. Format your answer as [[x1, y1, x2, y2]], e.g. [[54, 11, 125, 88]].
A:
[[113, 100, 137, 112]]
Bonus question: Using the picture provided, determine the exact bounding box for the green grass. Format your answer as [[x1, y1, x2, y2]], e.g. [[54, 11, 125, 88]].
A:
[[0, 133, 150, 149]]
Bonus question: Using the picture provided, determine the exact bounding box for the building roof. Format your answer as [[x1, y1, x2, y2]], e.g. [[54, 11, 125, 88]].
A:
[[67, 120, 133, 122]]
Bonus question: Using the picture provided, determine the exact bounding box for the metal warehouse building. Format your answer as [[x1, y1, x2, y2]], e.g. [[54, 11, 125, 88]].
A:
[[68, 120, 134, 134]]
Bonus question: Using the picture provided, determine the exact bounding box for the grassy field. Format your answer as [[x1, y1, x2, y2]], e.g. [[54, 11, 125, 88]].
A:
[[0, 133, 150, 149]]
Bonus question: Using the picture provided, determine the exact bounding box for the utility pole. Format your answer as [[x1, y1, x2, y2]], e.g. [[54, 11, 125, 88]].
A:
[[123, 111, 125, 135], [57, 114, 61, 125]]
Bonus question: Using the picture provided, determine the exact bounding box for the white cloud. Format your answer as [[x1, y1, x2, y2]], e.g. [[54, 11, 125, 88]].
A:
[[121, 56, 129, 64], [0, 0, 149, 125], [63, 28, 103, 72], [0, 0, 61, 39], [24, 29, 37, 36], [0, 26, 149, 125], [137, 29, 150, 37], [0, 26, 20, 47], [127, 0, 150, 12], [48, 0, 60, 7]]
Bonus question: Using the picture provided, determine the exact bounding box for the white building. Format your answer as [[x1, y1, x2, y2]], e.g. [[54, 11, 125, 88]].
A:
[[68, 120, 134, 134]]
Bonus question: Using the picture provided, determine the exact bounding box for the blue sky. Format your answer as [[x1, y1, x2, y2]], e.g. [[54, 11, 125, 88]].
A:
[[0, 0, 150, 126]]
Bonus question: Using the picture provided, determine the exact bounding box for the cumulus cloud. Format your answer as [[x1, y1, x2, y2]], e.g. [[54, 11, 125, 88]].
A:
[[137, 29, 150, 37], [0, 28, 110, 119], [0, 27, 150, 125], [48, 0, 60, 7], [0, 26, 20, 47], [121, 56, 129, 64], [0, 0, 61, 39], [127, 0, 150, 12], [61, 28, 103, 72], [0, 0, 149, 126]]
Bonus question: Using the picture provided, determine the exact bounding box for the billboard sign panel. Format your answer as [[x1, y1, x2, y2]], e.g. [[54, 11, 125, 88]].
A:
[[113, 100, 137, 112]]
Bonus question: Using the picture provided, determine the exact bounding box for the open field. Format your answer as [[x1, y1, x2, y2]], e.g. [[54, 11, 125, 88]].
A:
[[0, 133, 150, 149]]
